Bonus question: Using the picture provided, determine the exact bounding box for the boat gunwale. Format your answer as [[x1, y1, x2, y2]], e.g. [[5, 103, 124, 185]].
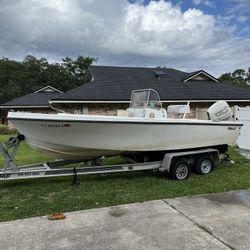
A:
[[8, 116, 243, 127]]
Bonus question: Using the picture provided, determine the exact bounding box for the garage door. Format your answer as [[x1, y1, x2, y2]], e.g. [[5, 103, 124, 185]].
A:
[[236, 107, 250, 150]]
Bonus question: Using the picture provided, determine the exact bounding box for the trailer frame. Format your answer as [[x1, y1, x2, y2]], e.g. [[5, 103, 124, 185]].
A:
[[0, 135, 220, 181]]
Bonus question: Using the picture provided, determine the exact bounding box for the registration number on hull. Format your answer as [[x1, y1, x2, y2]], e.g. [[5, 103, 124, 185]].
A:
[[41, 123, 71, 128]]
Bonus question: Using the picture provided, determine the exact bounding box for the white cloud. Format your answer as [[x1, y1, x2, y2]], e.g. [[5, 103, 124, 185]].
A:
[[227, 0, 250, 14], [192, 0, 201, 5], [192, 0, 214, 7], [113, 2, 216, 53], [237, 15, 248, 23], [0, 0, 249, 76]]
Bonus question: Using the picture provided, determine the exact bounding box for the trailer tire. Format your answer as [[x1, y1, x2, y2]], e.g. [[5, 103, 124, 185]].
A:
[[170, 159, 190, 180], [195, 156, 214, 175]]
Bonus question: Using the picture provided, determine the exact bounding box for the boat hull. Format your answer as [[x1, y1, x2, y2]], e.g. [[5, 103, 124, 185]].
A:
[[8, 112, 243, 160]]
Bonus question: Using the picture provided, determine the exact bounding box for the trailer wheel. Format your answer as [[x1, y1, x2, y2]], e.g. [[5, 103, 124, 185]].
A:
[[195, 156, 214, 175], [170, 160, 190, 180], [17, 134, 25, 141]]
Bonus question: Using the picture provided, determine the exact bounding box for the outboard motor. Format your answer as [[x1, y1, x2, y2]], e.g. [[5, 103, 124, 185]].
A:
[[207, 101, 232, 121]]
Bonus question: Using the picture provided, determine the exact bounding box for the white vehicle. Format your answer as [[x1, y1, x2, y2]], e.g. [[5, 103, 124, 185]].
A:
[[7, 89, 242, 161], [0, 89, 243, 182]]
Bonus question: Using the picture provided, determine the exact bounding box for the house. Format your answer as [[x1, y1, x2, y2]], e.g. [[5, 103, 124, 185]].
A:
[[2, 66, 250, 119], [50, 66, 250, 118], [0, 85, 63, 113], [2, 66, 250, 148]]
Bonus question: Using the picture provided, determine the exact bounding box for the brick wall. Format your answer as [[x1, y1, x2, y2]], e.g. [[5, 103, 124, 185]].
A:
[[88, 104, 128, 116], [6, 107, 57, 129], [85, 101, 250, 118], [10, 102, 250, 118]]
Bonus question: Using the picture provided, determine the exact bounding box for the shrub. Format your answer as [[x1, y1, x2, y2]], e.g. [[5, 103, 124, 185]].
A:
[[0, 124, 17, 135]]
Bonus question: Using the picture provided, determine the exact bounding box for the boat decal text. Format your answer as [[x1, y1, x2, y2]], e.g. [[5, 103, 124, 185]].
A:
[[17, 172, 41, 177], [0, 173, 10, 179], [41, 123, 71, 128], [227, 126, 237, 130]]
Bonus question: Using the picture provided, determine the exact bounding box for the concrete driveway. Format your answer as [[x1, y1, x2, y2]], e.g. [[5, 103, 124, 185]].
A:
[[1, 189, 250, 250], [239, 148, 250, 160]]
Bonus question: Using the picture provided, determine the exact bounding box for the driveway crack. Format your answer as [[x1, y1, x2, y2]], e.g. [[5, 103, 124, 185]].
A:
[[162, 200, 236, 250]]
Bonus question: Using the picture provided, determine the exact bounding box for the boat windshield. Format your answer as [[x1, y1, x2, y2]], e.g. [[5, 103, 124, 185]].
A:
[[129, 89, 162, 109]]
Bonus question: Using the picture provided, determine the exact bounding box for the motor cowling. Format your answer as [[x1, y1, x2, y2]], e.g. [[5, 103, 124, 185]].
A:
[[207, 101, 232, 121]]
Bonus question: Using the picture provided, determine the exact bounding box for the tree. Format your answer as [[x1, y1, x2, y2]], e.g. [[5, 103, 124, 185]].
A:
[[219, 68, 250, 87], [0, 55, 96, 104], [62, 56, 96, 83], [0, 58, 24, 102]]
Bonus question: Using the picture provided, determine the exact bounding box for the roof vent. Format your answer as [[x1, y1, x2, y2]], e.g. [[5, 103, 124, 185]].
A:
[[154, 71, 166, 79]]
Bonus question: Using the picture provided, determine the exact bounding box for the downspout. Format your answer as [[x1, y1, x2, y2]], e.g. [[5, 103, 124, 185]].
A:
[[49, 101, 66, 113], [183, 101, 190, 119]]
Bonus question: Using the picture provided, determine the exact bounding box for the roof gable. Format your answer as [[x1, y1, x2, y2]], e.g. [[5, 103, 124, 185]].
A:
[[183, 70, 219, 83], [35, 85, 63, 93], [0, 86, 63, 108]]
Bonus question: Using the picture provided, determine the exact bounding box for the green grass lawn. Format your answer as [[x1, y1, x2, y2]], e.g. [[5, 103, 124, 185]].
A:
[[0, 134, 250, 222]]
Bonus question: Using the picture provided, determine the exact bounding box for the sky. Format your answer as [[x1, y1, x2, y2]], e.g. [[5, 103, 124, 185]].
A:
[[0, 0, 250, 76]]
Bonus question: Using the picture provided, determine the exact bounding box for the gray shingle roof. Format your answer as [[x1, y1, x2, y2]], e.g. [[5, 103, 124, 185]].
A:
[[52, 66, 250, 102], [1, 87, 62, 108]]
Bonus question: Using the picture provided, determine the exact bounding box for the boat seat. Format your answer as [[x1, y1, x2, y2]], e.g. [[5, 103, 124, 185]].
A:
[[167, 104, 190, 119]]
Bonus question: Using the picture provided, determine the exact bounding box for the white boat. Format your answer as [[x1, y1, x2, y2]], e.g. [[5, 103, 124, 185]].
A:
[[7, 89, 243, 160]]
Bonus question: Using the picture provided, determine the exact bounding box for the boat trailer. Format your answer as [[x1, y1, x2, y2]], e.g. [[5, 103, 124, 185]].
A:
[[0, 135, 221, 182]]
